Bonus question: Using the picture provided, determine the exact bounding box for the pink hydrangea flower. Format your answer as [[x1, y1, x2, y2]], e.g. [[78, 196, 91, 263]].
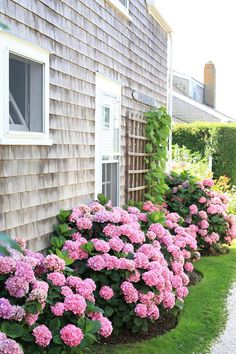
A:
[[99, 316, 113, 338], [76, 217, 93, 230], [142, 270, 160, 287], [0, 298, 14, 319], [32, 325, 52, 347], [203, 178, 214, 187], [51, 302, 65, 316], [25, 312, 39, 326], [120, 281, 138, 303], [0, 257, 16, 274], [63, 239, 88, 260], [109, 237, 124, 252], [127, 269, 141, 283], [87, 255, 106, 271], [199, 220, 209, 229], [147, 304, 159, 320], [0, 335, 23, 354], [60, 324, 84, 347], [198, 196, 207, 204], [93, 239, 110, 253], [189, 205, 198, 215], [99, 286, 114, 300], [5, 276, 29, 298], [47, 272, 66, 286], [64, 294, 86, 315], [184, 262, 194, 272], [44, 255, 65, 272], [134, 303, 147, 318], [198, 210, 208, 219]]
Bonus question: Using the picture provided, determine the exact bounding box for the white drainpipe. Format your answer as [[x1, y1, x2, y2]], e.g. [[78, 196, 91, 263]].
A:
[[167, 32, 173, 172]]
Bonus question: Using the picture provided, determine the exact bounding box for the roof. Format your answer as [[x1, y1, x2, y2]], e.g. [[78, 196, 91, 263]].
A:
[[172, 90, 236, 123]]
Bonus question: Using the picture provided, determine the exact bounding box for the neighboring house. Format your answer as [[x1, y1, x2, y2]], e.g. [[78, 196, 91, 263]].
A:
[[0, 0, 172, 250], [172, 62, 235, 123]]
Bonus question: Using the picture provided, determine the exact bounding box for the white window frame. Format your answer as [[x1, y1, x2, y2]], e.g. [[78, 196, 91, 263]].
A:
[[106, 0, 132, 21], [0, 32, 51, 145], [95, 73, 122, 206]]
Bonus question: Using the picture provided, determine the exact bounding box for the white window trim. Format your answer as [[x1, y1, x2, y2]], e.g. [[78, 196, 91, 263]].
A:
[[0, 32, 52, 145], [95, 73, 122, 204], [106, 0, 132, 21]]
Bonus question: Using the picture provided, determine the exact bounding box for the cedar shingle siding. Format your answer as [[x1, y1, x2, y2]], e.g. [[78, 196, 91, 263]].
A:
[[0, 0, 168, 250]]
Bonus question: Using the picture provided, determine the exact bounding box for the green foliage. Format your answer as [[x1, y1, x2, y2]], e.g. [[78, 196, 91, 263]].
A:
[[165, 171, 233, 251], [173, 122, 236, 185], [172, 144, 211, 179], [100, 243, 236, 354], [145, 107, 171, 203], [0, 232, 23, 256], [97, 193, 110, 205]]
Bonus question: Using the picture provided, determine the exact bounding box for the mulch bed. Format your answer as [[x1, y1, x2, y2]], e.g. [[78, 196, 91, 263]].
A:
[[188, 269, 203, 285], [99, 311, 178, 346], [96, 270, 203, 347]]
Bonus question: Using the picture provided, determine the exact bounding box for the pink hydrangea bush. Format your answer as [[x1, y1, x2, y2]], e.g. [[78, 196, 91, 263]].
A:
[[165, 171, 236, 252], [50, 199, 199, 334], [0, 238, 111, 353]]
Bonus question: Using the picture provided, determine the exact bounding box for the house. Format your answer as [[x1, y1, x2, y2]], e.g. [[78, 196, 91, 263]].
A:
[[0, 0, 172, 250], [172, 62, 235, 123]]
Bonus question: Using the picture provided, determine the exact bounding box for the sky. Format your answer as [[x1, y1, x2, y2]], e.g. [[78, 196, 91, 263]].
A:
[[155, 0, 236, 118]]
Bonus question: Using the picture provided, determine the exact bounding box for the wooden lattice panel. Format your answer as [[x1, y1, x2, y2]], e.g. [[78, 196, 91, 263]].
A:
[[125, 113, 149, 203]]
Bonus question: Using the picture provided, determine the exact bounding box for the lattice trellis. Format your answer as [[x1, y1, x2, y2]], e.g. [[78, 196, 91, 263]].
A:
[[125, 112, 150, 203]]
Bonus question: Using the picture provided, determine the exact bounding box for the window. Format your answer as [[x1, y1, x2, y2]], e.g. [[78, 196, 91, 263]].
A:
[[9, 53, 43, 132], [106, 0, 132, 21], [102, 163, 118, 206], [118, 0, 128, 8], [102, 106, 111, 129], [0, 32, 51, 145], [95, 74, 121, 206]]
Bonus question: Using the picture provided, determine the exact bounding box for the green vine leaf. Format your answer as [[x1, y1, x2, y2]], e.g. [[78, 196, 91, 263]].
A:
[[145, 107, 171, 203]]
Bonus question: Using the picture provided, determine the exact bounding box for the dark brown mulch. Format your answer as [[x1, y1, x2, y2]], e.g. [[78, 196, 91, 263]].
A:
[[188, 269, 203, 286], [99, 311, 178, 346], [200, 245, 229, 257]]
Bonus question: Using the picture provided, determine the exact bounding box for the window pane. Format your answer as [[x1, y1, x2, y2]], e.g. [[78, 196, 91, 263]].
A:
[[102, 162, 118, 206], [9, 53, 43, 132], [119, 0, 128, 7], [102, 106, 110, 129]]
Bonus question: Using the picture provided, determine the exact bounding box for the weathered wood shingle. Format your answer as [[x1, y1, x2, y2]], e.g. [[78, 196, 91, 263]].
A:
[[0, 0, 168, 250]]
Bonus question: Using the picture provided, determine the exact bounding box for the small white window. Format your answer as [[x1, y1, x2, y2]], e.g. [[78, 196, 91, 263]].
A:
[[95, 74, 121, 206], [106, 0, 132, 21], [102, 106, 111, 129], [0, 32, 51, 145]]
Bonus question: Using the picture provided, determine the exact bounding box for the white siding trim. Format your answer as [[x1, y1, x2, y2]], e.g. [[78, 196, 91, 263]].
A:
[[0, 32, 51, 145], [95, 73, 121, 203], [146, 0, 172, 33]]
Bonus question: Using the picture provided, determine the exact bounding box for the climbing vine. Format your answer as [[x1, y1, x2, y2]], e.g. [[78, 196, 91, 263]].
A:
[[145, 107, 171, 203]]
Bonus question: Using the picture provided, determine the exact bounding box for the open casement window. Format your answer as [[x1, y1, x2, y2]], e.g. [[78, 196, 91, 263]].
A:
[[0, 32, 51, 145], [95, 74, 121, 207], [9, 53, 43, 132]]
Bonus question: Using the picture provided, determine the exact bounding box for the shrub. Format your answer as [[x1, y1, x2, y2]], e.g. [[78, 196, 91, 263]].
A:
[[0, 238, 111, 353], [49, 200, 200, 335], [172, 144, 211, 179], [172, 123, 236, 185], [165, 171, 236, 252]]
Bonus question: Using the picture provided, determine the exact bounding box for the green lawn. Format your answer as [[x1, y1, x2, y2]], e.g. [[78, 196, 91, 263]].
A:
[[99, 243, 236, 354]]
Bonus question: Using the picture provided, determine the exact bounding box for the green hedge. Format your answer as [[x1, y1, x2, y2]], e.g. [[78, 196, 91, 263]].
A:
[[172, 122, 236, 185]]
